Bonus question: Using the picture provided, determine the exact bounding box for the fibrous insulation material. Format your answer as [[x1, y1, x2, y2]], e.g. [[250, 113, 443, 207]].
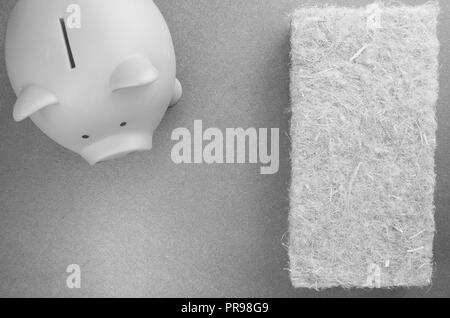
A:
[[289, 2, 439, 289]]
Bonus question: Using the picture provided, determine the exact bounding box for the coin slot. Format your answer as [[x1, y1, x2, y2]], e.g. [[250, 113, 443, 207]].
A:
[[59, 18, 76, 69]]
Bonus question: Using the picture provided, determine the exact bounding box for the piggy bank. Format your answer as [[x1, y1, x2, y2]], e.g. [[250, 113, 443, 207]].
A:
[[5, 0, 182, 165]]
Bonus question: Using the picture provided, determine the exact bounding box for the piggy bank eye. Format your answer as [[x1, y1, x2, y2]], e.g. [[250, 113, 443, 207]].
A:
[[120, 122, 127, 127]]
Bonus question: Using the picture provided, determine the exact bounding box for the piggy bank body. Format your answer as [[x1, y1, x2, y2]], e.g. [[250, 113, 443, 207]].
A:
[[5, 0, 182, 165]]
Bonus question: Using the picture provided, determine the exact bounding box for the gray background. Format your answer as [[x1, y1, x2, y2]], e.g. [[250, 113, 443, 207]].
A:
[[0, 0, 449, 298]]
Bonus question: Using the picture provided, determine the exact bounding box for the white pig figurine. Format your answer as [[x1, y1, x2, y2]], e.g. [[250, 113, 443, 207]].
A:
[[5, 0, 182, 165]]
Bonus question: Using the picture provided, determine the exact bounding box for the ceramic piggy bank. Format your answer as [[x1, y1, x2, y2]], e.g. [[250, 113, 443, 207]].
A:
[[5, 0, 182, 165]]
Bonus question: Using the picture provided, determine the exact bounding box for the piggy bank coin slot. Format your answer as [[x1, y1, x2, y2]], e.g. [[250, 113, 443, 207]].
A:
[[59, 17, 76, 69]]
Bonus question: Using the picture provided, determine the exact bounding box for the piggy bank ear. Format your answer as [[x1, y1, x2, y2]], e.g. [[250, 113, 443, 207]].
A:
[[13, 85, 59, 122], [110, 56, 159, 92]]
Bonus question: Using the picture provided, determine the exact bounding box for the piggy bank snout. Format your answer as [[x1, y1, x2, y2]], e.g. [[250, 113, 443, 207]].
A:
[[80, 133, 153, 165]]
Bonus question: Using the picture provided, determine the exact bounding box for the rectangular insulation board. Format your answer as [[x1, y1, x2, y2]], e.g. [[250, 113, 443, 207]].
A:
[[289, 2, 440, 289]]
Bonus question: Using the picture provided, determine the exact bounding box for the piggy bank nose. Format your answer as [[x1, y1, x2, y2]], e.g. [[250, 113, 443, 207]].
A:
[[80, 133, 153, 165]]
